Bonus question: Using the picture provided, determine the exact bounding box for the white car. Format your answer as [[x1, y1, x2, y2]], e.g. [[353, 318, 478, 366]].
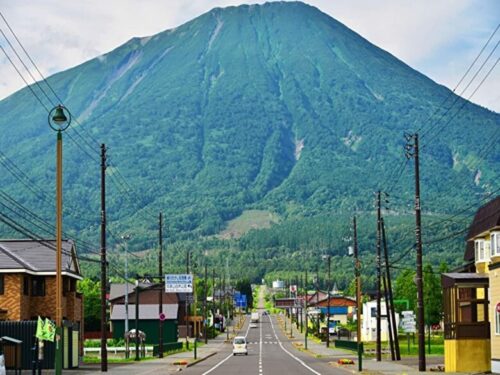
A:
[[232, 336, 248, 355], [249, 322, 258, 328]]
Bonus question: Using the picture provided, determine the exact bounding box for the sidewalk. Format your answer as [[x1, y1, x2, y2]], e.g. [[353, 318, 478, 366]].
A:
[[276, 314, 468, 375], [28, 320, 241, 375]]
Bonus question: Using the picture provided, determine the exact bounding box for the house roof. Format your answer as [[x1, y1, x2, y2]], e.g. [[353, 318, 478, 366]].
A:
[[109, 283, 137, 301], [110, 304, 178, 320], [0, 239, 81, 278], [464, 196, 500, 261], [441, 272, 489, 288], [315, 296, 356, 307]]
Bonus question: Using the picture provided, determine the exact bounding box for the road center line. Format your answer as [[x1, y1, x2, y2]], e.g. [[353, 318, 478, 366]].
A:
[[269, 314, 321, 375]]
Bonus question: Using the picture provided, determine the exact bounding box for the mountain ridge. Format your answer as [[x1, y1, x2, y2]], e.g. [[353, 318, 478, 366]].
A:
[[0, 1, 498, 259]]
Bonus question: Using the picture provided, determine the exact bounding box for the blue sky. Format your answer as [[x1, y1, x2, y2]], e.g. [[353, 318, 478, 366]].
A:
[[0, 0, 499, 111]]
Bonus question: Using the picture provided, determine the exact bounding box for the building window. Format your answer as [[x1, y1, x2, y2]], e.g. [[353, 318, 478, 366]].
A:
[[23, 276, 30, 295], [0, 275, 4, 295], [31, 277, 45, 297], [492, 232, 500, 257], [475, 240, 486, 262], [496, 303, 500, 335]]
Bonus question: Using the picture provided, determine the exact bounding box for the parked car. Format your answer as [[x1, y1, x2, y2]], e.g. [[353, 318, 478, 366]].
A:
[[233, 336, 248, 356]]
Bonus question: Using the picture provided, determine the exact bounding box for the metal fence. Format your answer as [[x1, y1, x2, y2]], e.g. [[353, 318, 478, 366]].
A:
[[0, 320, 80, 370]]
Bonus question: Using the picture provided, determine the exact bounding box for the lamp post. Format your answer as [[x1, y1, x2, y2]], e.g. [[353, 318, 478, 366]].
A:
[[322, 254, 331, 348], [121, 234, 131, 358], [48, 104, 71, 375]]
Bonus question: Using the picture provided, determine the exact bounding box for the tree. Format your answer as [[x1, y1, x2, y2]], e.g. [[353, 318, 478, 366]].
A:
[[77, 278, 101, 331], [394, 269, 416, 312], [235, 279, 254, 310], [424, 264, 442, 326]]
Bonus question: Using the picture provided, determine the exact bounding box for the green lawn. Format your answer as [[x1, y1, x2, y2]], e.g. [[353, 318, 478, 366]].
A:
[[362, 334, 444, 356]]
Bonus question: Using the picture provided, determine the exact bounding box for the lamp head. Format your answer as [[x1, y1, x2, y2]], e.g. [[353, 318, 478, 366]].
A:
[[48, 105, 71, 131], [52, 106, 68, 124]]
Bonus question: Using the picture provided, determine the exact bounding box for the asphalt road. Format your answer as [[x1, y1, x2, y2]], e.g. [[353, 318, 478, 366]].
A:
[[182, 310, 347, 375]]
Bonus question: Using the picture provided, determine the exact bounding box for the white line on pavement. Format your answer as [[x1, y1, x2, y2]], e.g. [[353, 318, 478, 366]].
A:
[[202, 316, 250, 375], [201, 352, 233, 375], [269, 315, 322, 375]]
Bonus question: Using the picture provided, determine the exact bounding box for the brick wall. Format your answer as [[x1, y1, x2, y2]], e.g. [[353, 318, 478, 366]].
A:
[[0, 273, 82, 322], [0, 274, 22, 320]]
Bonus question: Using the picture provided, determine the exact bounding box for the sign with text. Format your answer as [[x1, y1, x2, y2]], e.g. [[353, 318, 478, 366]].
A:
[[165, 274, 193, 293], [400, 310, 416, 333]]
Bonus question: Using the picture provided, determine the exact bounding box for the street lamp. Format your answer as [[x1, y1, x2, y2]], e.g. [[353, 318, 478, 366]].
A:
[[48, 104, 71, 375], [121, 234, 131, 356], [322, 254, 331, 348]]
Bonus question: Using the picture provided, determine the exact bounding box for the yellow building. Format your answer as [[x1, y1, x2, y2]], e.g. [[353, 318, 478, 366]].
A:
[[442, 196, 500, 373]]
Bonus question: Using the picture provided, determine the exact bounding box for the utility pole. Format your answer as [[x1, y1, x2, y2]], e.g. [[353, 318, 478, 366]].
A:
[[158, 212, 164, 358], [326, 255, 331, 348], [406, 133, 426, 371], [135, 280, 140, 361], [185, 249, 190, 350], [100, 144, 108, 372], [382, 217, 401, 360], [122, 234, 131, 350], [376, 190, 382, 361], [382, 274, 395, 360], [305, 269, 308, 350], [204, 255, 208, 344], [353, 216, 363, 371]]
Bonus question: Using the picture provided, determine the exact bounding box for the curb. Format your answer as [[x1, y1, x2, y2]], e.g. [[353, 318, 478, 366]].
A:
[[186, 351, 218, 367]]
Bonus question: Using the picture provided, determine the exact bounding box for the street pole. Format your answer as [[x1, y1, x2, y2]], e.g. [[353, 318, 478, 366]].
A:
[[48, 105, 71, 375], [305, 269, 308, 350], [354, 216, 363, 371], [185, 249, 190, 350], [204, 256, 208, 344], [326, 256, 331, 348], [123, 235, 130, 346], [135, 281, 140, 361], [381, 218, 401, 360], [376, 191, 382, 361], [158, 212, 164, 358], [100, 144, 108, 371], [406, 133, 426, 371]]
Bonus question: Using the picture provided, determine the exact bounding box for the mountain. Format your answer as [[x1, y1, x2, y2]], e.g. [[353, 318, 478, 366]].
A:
[[0, 2, 498, 276]]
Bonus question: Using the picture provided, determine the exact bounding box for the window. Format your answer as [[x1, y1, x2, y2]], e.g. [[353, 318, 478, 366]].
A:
[[475, 240, 486, 262], [492, 232, 500, 257], [0, 275, 4, 295], [31, 277, 45, 296], [23, 276, 30, 295], [496, 303, 500, 335]]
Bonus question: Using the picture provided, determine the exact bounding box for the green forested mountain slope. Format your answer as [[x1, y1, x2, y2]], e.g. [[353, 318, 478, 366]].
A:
[[0, 2, 498, 271]]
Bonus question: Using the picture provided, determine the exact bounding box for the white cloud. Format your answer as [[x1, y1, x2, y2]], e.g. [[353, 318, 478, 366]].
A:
[[0, 0, 498, 111]]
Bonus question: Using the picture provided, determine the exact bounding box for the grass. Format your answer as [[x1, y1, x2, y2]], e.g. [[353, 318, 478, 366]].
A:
[[83, 341, 204, 364], [361, 334, 444, 356], [218, 210, 279, 239]]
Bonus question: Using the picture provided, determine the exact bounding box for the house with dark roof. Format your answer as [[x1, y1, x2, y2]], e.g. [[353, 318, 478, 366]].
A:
[[0, 239, 83, 322], [109, 282, 180, 345], [0, 239, 84, 370], [442, 196, 500, 373]]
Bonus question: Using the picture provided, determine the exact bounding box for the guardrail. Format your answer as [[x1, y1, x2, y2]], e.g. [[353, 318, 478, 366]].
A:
[[84, 346, 153, 355]]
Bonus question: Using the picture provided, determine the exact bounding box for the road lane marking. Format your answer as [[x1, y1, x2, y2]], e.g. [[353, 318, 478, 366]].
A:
[[259, 312, 263, 375], [269, 315, 321, 375], [201, 352, 233, 375], [202, 316, 251, 375]]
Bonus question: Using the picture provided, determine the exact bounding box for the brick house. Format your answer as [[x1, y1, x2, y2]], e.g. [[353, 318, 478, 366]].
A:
[[0, 239, 83, 324]]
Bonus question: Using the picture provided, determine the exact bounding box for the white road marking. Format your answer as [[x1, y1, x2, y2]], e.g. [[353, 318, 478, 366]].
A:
[[269, 314, 322, 375], [259, 312, 263, 375], [202, 316, 251, 375]]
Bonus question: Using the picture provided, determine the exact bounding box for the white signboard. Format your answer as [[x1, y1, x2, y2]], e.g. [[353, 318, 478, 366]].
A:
[[165, 274, 193, 293], [400, 310, 416, 333]]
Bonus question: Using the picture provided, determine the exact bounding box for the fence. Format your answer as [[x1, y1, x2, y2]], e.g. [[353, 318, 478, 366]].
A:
[[0, 320, 80, 370], [335, 339, 363, 352]]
